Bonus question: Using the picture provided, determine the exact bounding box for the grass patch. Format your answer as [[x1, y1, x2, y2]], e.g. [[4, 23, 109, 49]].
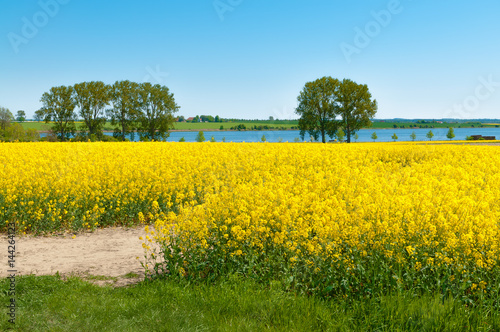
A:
[[1, 274, 499, 331]]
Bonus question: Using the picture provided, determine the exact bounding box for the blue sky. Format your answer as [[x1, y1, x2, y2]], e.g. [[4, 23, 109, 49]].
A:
[[1, 0, 499, 120]]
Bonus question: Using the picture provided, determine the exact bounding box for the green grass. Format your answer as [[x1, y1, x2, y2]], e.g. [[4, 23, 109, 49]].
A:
[[19, 122, 119, 132], [18, 122, 52, 131], [173, 121, 297, 131], [1, 274, 499, 331], [371, 121, 500, 129], [20, 121, 297, 133]]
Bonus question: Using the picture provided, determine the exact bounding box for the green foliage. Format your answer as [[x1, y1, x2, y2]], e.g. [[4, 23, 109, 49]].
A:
[[0, 123, 40, 142], [427, 130, 434, 141], [108, 80, 141, 141], [371, 132, 378, 142], [392, 133, 398, 142], [231, 124, 247, 131], [136, 83, 180, 141], [74, 81, 111, 139], [336, 128, 345, 141], [0, 106, 14, 131], [219, 125, 224, 130], [261, 134, 266, 142], [196, 131, 206, 142], [354, 133, 359, 142], [39, 85, 77, 141], [16, 110, 26, 122], [179, 137, 186, 142], [296, 77, 377, 143], [296, 76, 340, 143], [446, 127, 455, 140], [410, 131, 417, 141], [210, 135, 216, 142], [222, 137, 226, 142], [336, 78, 377, 142]]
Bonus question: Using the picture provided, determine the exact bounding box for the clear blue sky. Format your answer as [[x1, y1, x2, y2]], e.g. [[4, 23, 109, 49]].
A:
[[1, 0, 499, 120]]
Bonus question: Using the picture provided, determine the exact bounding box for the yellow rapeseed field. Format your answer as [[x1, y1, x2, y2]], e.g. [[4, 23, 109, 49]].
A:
[[1, 142, 499, 298]]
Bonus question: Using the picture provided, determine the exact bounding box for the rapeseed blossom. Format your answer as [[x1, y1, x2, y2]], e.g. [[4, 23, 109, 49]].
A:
[[1, 141, 499, 298]]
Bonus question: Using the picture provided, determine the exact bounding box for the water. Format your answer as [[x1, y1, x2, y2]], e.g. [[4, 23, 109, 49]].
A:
[[41, 127, 499, 143]]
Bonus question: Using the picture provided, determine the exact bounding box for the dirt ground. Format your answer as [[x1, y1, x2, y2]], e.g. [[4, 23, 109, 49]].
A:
[[1, 226, 158, 287]]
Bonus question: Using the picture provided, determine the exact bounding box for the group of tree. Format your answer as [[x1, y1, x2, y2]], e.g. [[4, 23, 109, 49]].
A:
[[295, 76, 378, 143], [35, 81, 179, 141], [178, 115, 222, 123], [0, 107, 39, 142]]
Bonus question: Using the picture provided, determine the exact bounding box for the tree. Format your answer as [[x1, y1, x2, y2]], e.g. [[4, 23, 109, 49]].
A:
[[354, 133, 359, 142], [16, 110, 26, 122], [136, 83, 180, 141], [336, 78, 377, 143], [0, 107, 14, 131], [392, 133, 398, 142], [215, 115, 220, 122], [200, 115, 214, 122], [39, 85, 77, 141], [336, 128, 345, 142], [296, 77, 377, 143], [269, 116, 274, 121], [74, 81, 111, 139], [261, 134, 266, 142], [295, 76, 341, 143], [371, 132, 378, 142], [108, 80, 141, 141], [179, 137, 186, 142], [196, 131, 205, 142], [2, 123, 25, 141], [410, 131, 417, 141], [34, 109, 44, 122], [446, 127, 455, 140], [426, 130, 434, 141]]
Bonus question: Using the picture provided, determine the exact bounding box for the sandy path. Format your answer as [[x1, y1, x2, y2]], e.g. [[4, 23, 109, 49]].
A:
[[1, 226, 157, 287]]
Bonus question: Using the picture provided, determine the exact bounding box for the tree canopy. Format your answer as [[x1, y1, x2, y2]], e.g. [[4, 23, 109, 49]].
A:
[[39, 86, 77, 141], [136, 83, 180, 141], [295, 76, 377, 143], [108, 80, 141, 141], [16, 110, 26, 122], [73, 81, 111, 138], [336, 79, 377, 143], [296, 76, 341, 143], [0, 107, 14, 131]]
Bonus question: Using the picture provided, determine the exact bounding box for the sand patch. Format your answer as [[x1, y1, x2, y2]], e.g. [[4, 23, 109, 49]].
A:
[[1, 226, 159, 287]]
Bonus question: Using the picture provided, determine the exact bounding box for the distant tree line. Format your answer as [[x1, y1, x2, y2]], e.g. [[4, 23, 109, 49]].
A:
[[35, 81, 179, 141], [178, 115, 223, 123]]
